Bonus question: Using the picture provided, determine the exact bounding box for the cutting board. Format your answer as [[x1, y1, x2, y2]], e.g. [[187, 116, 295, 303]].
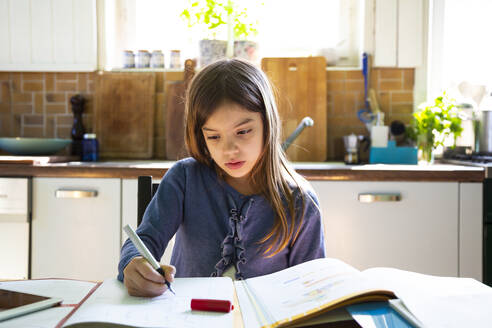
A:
[[94, 73, 155, 159], [0, 156, 77, 165], [261, 57, 327, 161], [165, 59, 196, 160]]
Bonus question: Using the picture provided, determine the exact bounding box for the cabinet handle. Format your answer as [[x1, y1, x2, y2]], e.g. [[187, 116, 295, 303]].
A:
[[358, 193, 401, 203], [55, 189, 98, 198]]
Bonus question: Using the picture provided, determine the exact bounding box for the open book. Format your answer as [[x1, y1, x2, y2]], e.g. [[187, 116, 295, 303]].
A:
[[0, 277, 234, 328], [235, 258, 492, 328]]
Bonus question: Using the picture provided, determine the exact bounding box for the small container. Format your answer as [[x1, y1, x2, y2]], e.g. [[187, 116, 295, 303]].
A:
[[150, 50, 164, 68], [170, 50, 181, 69], [82, 133, 99, 161], [122, 50, 135, 68], [136, 50, 151, 68]]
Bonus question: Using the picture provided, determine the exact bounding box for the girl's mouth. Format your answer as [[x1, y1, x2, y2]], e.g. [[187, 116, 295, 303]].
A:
[[225, 161, 245, 170]]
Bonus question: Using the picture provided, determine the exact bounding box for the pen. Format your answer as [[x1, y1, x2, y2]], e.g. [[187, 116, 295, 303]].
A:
[[123, 224, 175, 295]]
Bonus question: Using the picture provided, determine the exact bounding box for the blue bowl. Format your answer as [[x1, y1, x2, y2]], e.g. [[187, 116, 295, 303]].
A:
[[0, 138, 72, 156]]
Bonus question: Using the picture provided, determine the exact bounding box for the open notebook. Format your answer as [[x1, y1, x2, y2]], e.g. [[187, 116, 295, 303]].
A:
[[0, 277, 234, 328]]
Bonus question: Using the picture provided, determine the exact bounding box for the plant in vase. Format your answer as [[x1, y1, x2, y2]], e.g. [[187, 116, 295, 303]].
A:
[[181, 0, 259, 66], [407, 93, 464, 164]]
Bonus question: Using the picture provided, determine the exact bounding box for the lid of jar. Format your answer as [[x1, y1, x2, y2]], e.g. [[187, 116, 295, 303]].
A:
[[84, 133, 97, 139]]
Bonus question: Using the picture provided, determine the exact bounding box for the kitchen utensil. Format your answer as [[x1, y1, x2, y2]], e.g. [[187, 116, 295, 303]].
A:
[[261, 57, 327, 161], [458, 81, 487, 108], [165, 59, 196, 160], [477, 92, 492, 153], [0, 138, 71, 156], [357, 53, 374, 132], [94, 72, 155, 158]]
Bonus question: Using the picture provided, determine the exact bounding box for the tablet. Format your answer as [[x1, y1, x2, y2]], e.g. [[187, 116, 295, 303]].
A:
[[0, 288, 62, 322]]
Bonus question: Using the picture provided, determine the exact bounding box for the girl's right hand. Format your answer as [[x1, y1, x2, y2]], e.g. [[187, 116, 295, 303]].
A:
[[123, 256, 176, 297]]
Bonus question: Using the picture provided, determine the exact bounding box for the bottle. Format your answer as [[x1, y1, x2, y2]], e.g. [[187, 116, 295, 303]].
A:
[[82, 133, 99, 161]]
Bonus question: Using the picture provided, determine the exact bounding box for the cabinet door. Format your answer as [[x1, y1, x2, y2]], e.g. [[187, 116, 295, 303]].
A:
[[0, 0, 96, 71], [32, 178, 120, 281], [311, 181, 458, 276]]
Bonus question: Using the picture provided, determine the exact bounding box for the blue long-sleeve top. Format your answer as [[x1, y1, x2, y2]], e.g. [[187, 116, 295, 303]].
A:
[[118, 157, 325, 281]]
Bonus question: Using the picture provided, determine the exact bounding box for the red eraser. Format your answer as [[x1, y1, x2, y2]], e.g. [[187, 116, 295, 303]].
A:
[[190, 298, 234, 313]]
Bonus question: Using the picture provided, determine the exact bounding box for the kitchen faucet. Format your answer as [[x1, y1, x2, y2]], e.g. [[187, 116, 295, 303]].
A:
[[282, 117, 314, 151]]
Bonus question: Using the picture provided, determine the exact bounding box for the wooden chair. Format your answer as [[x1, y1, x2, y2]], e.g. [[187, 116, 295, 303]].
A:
[[137, 176, 159, 226]]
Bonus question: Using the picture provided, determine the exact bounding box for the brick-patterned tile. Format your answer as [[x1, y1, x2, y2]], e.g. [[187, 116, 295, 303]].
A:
[[326, 70, 346, 81], [11, 73, 21, 92], [83, 96, 93, 114], [12, 104, 32, 114], [56, 115, 73, 125], [56, 82, 77, 92], [23, 81, 43, 92], [387, 113, 413, 124], [78, 73, 88, 92], [82, 113, 92, 132], [12, 93, 32, 103], [391, 103, 413, 114], [56, 126, 72, 138], [378, 92, 390, 112], [13, 114, 21, 136], [56, 73, 77, 80], [45, 115, 55, 138], [22, 73, 44, 80], [46, 93, 66, 103], [46, 74, 55, 91], [34, 93, 44, 114], [346, 70, 363, 80], [0, 73, 10, 81], [327, 81, 345, 92], [328, 115, 364, 126], [403, 69, 415, 90], [46, 104, 67, 114], [345, 80, 364, 92], [380, 80, 402, 91], [23, 126, 44, 137], [391, 91, 413, 104], [379, 68, 403, 79], [0, 103, 10, 114], [24, 114, 43, 125], [1, 82, 10, 103], [88, 80, 94, 92]]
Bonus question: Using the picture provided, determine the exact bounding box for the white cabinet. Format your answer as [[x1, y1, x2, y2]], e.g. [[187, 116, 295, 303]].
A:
[[312, 181, 467, 277], [31, 178, 120, 281], [372, 0, 424, 67], [0, 0, 97, 71]]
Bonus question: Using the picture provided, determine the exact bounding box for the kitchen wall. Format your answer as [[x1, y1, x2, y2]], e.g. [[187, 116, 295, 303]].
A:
[[0, 68, 413, 160]]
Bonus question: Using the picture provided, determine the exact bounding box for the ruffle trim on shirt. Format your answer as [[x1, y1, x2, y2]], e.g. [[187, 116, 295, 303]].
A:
[[212, 196, 254, 280]]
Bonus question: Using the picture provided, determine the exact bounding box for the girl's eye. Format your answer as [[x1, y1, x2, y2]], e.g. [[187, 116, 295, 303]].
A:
[[207, 135, 220, 140], [237, 129, 252, 135]]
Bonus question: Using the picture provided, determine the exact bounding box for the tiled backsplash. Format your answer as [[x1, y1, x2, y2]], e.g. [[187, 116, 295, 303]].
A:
[[0, 68, 413, 160]]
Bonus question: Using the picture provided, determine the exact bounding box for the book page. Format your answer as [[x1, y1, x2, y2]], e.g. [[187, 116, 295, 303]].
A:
[[236, 258, 388, 327], [362, 267, 492, 328], [0, 307, 73, 328], [0, 279, 97, 305], [63, 277, 234, 328]]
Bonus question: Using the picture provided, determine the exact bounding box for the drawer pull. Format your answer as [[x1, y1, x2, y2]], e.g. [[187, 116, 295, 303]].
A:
[[358, 193, 401, 203], [55, 189, 98, 198]]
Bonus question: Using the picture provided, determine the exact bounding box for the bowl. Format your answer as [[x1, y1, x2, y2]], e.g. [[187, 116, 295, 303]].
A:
[[0, 138, 72, 156]]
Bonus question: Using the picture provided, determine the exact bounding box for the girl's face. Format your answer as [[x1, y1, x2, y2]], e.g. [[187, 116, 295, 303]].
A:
[[202, 102, 264, 186]]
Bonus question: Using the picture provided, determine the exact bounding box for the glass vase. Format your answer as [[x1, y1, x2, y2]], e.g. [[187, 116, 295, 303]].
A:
[[417, 136, 434, 165]]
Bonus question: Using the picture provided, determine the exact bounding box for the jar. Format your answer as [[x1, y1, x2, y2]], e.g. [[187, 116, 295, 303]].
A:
[[170, 50, 181, 69], [82, 133, 99, 161], [136, 50, 151, 68], [122, 50, 135, 68], [150, 50, 164, 68]]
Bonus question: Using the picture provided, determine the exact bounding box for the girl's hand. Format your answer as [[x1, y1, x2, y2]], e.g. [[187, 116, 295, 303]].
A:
[[123, 256, 176, 297]]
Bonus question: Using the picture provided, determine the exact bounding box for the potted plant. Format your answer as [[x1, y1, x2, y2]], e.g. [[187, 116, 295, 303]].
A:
[[181, 0, 259, 66], [407, 93, 464, 164]]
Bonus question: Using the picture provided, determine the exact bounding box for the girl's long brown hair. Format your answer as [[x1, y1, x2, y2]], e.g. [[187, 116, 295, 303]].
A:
[[185, 58, 308, 257]]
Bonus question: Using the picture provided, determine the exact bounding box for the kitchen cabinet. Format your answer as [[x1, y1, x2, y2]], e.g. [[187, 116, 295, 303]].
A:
[[31, 178, 120, 281], [311, 181, 482, 280], [0, 0, 97, 71], [372, 0, 424, 67]]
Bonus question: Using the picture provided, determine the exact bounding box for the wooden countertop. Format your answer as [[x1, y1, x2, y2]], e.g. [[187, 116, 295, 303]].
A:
[[0, 160, 485, 182]]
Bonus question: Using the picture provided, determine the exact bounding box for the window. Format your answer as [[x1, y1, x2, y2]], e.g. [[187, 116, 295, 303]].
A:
[[102, 0, 363, 70], [428, 0, 492, 100]]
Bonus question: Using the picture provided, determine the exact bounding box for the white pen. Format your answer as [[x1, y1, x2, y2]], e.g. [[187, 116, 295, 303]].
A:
[[123, 224, 175, 295]]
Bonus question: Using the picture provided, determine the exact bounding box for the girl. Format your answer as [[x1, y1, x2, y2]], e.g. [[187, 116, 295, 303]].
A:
[[118, 59, 325, 297]]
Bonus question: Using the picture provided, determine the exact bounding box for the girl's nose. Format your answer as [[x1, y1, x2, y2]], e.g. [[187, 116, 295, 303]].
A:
[[223, 137, 238, 155]]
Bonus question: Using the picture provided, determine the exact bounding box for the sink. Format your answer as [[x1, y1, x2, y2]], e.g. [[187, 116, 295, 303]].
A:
[[0, 138, 71, 156]]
